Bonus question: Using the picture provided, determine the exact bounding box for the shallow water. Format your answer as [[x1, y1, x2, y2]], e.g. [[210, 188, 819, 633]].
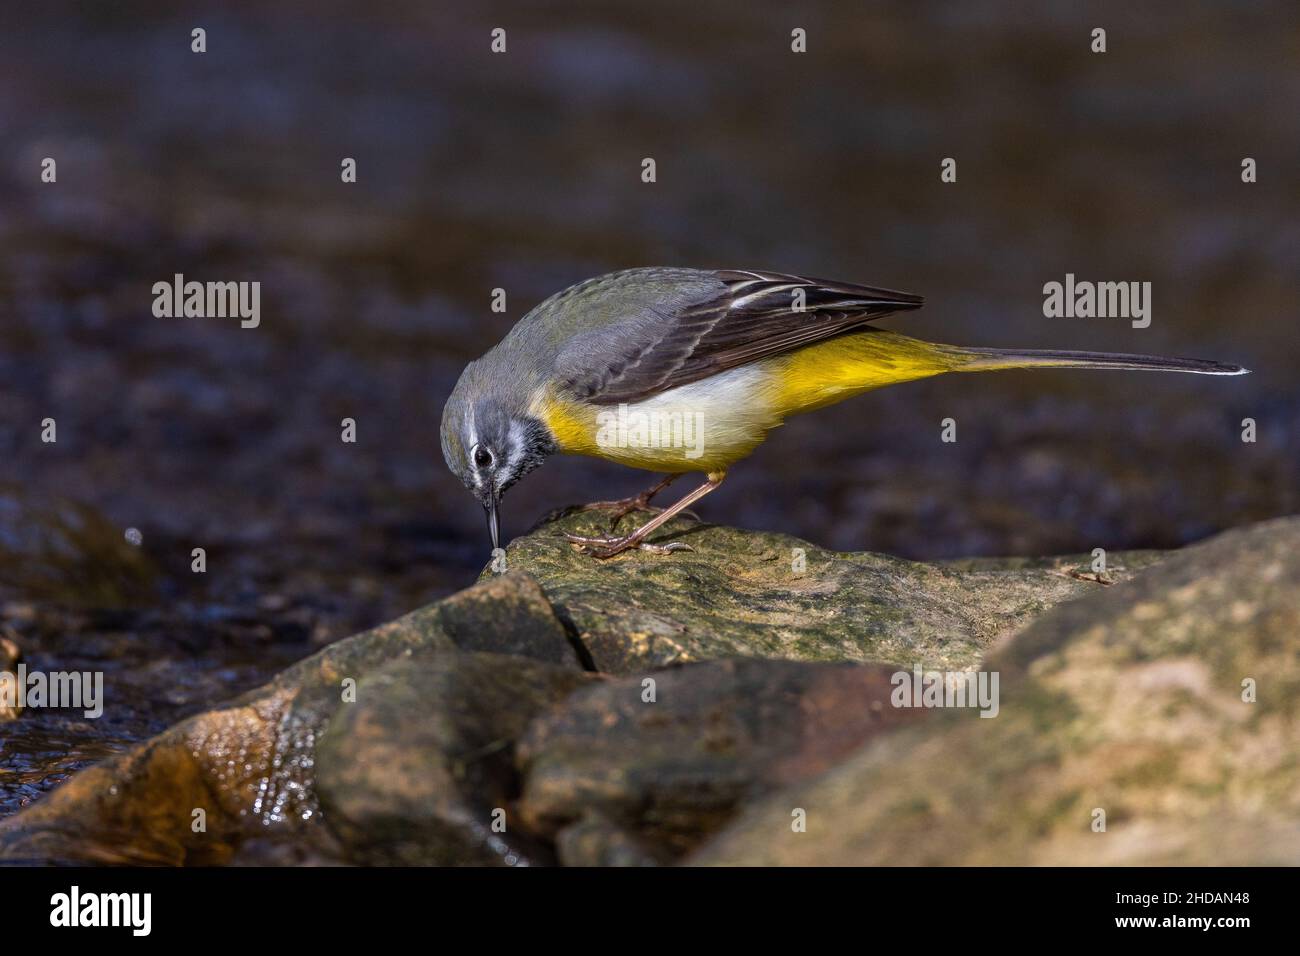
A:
[[1, 1, 1297, 821]]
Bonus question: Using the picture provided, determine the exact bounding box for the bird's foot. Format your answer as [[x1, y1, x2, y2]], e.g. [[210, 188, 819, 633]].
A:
[[562, 531, 694, 559]]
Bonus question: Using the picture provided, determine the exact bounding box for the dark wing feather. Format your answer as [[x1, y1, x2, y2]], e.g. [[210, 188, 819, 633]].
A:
[[559, 269, 923, 404]]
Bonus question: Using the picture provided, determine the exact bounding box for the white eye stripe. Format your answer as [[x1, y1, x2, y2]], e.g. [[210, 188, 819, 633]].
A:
[[505, 420, 526, 473], [465, 408, 478, 451]]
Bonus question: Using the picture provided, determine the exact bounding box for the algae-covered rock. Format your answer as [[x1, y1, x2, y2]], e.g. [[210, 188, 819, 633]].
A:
[[492, 508, 1164, 673], [689, 516, 1300, 866], [0, 487, 159, 609]]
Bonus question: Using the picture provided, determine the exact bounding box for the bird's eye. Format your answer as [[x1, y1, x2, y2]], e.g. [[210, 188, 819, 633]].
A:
[[473, 446, 493, 468]]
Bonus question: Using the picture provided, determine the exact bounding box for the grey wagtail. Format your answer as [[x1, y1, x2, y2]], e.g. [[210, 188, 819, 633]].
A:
[[441, 267, 1247, 558]]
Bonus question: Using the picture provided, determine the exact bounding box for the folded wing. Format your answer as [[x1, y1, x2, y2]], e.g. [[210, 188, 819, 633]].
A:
[[556, 268, 923, 404]]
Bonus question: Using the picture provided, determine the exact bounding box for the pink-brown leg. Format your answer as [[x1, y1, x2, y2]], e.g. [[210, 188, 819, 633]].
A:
[[565, 472, 725, 558], [578, 474, 682, 530]]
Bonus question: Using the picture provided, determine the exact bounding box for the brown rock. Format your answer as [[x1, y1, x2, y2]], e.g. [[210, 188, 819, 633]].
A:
[[436, 571, 587, 669], [555, 811, 667, 867], [518, 658, 924, 859], [315, 652, 592, 865]]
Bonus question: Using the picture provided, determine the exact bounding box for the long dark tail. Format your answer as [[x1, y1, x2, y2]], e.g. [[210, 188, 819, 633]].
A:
[[955, 346, 1249, 376]]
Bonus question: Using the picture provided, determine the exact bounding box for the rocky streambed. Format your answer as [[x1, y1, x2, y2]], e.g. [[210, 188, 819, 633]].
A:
[[1, 509, 1296, 866]]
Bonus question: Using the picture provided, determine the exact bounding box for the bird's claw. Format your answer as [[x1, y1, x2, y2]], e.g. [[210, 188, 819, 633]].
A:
[[634, 540, 694, 555], [561, 531, 694, 559]]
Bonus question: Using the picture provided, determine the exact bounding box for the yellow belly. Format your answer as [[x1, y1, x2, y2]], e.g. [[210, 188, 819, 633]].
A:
[[536, 331, 963, 473]]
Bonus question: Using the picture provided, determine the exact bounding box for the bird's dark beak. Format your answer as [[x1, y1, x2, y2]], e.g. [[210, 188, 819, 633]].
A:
[[484, 494, 500, 552]]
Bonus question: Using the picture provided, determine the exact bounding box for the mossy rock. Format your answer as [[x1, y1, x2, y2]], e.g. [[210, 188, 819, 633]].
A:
[[690, 517, 1300, 866], [8, 512, 1291, 867], [487, 508, 1165, 673]]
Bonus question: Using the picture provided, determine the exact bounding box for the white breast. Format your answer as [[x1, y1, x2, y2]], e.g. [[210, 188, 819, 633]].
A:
[[600, 363, 781, 470]]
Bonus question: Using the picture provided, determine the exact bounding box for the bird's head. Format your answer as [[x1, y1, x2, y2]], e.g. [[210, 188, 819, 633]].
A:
[[441, 367, 556, 552]]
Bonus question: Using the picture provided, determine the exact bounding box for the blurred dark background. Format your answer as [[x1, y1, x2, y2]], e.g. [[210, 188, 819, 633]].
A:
[[0, 2, 1296, 810]]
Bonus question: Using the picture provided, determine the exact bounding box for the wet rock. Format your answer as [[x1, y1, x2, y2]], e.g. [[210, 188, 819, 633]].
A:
[[316, 652, 592, 866], [517, 658, 922, 859], [690, 516, 1300, 866], [494, 508, 1165, 673], [0, 687, 299, 864], [0, 572, 563, 864]]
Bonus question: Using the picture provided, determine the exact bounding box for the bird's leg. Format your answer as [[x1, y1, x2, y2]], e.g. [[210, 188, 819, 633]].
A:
[[565, 472, 724, 558], [578, 473, 683, 529]]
